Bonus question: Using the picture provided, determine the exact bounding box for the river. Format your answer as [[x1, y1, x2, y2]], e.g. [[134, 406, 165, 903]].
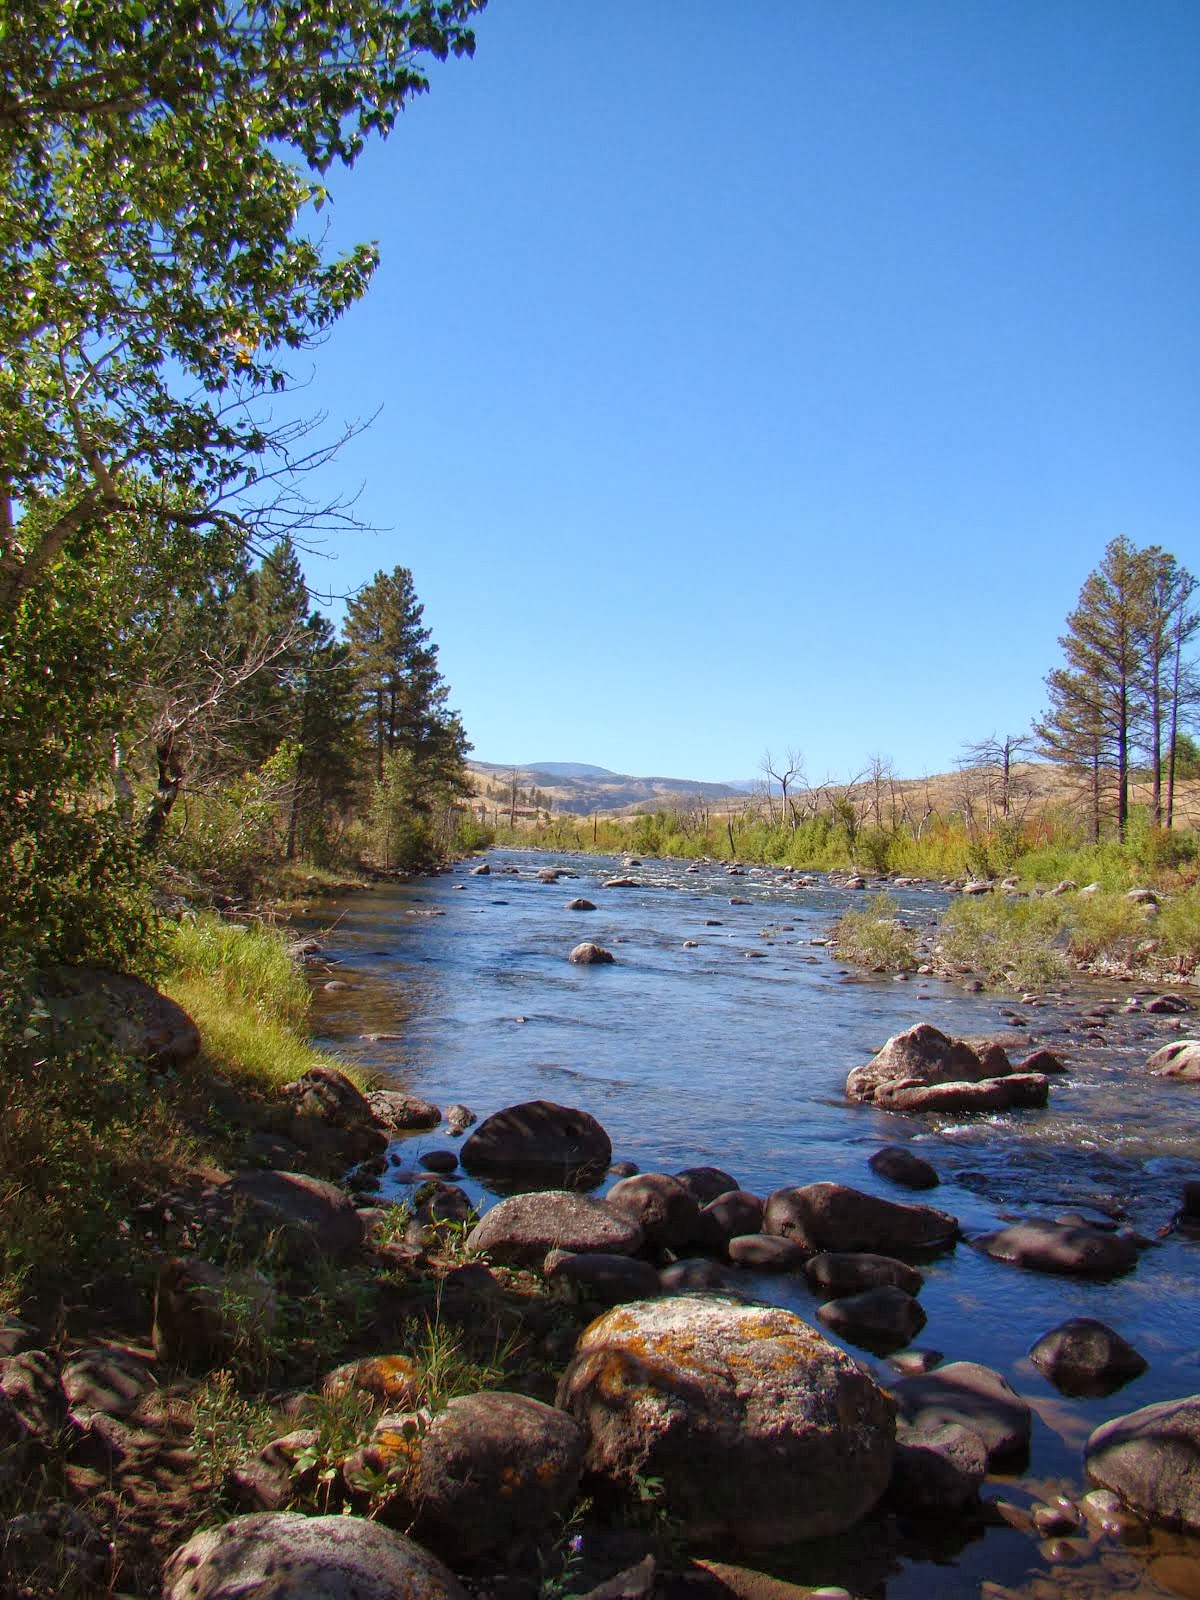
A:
[[301, 849, 1200, 1600]]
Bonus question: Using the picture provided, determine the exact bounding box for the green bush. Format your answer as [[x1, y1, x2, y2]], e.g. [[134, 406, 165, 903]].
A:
[[1155, 889, 1200, 974], [834, 895, 918, 971], [939, 896, 1069, 990]]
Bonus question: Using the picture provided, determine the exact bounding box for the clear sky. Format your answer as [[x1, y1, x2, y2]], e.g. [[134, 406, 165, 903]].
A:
[[293, 0, 1200, 785]]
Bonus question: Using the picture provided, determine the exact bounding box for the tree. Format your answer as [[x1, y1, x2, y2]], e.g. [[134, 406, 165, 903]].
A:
[[957, 733, 1034, 827], [0, 0, 484, 616], [759, 747, 805, 832], [1035, 667, 1110, 844]]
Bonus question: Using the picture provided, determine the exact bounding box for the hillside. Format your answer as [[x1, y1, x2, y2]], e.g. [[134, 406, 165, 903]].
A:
[[467, 759, 750, 816]]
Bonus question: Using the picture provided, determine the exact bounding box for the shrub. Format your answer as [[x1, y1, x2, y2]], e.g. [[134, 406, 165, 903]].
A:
[[833, 895, 918, 971], [939, 896, 1068, 991]]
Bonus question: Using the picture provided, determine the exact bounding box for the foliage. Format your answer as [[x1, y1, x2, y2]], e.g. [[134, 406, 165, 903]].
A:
[[833, 896, 919, 971], [1154, 891, 1200, 974], [189, 1369, 280, 1490], [938, 896, 1069, 991], [1, 0, 484, 614], [1064, 892, 1149, 965]]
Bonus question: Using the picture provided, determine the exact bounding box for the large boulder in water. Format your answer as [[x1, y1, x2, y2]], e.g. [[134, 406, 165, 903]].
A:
[[556, 1295, 895, 1548], [1086, 1395, 1200, 1530], [605, 1173, 703, 1250], [162, 1512, 468, 1600], [466, 1191, 641, 1265], [1146, 1040, 1200, 1080], [460, 1100, 611, 1188], [764, 1183, 958, 1255], [847, 1024, 1048, 1113], [973, 1218, 1139, 1280]]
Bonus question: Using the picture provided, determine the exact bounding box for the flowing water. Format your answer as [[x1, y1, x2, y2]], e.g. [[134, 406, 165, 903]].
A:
[[300, 849, 1200, 1600]]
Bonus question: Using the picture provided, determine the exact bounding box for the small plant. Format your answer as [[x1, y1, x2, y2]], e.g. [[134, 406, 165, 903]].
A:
[[189, 1369, 279, 1489], [538, 1497, 592, 1600]]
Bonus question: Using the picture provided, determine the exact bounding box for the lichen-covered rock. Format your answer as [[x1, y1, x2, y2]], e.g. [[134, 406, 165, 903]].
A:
[[321, 1356, 422, 1409], [162, 1512, 469, 1600], [973, 1218, 1139, 1279], [1030, 1318, 1148, 1396], [460, 1100, 612, 1187], [1086, 1395, 1200, 1530], [556, 1295, 895, 1548], [891, 1361, 1031, 1469], [367, 1090, 442, 1132], [466, 1191, 641, 1266], [402, 1392, 586, 1563], [764, 1183, 957, 1255], [606, 1173, 703, 1250]]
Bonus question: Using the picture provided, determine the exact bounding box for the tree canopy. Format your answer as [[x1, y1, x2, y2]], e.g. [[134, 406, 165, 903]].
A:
[[0, 0, 484, 613]]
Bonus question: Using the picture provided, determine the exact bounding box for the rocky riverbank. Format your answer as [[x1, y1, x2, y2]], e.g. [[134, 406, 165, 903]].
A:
[[5, 978, 1200, 1600]]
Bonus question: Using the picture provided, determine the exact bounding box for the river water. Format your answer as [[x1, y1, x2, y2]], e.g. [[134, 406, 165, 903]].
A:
[[302, 849, 1200, 1600]]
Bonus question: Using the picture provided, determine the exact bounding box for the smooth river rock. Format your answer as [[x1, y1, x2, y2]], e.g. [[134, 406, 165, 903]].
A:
[[606, 1173, 703, 1250], [973, 1218, 1139, 1280], [891, 1361, 1032, 1469], [1030, 1318, 1148, 1397], [764, 1183, 958, 1255], [846, 1024, 993, 1102], [804, 1252, 924, 1298], [223, 1171, 364, 1259], [874, 1074, 1049, 1114], [1086, 1394, 1200, 1530], [675, 1167, 741, 1206], [817, 1286, 926, 1352], [466, 1191, 642, 1265], [868, 1146, 940, 1190], [556, 1295, 896, 1548], [1146, 1040, 1200, 1080], [162, 1513, 468, 1600], [889, 1421, 988, 1516], [702, 1190, 765, 1243], [460, 1100, 612, 1187], [568, 942, 615, 965], [544, 1250, 662, 1305]]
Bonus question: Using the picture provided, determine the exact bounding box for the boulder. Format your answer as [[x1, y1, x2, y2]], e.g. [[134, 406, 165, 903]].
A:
[[460, 1100, 612, 1188], [702, 1190, 765, 1243], [846, 1025, 992, 1103], [1086, 1395, 1200, 1531], [726, 1235, 808, 1271], [973, 1218, 1139, 1279], [466, 1191, 641, 1266], [471, 863, 491, 875], [1017, 1048, 1068, 1075], [569, 942, 616, 965], [39, 966, 200, 1068], [224, 1171, 364, 1259], [418, 1151, 458, 1175], [556, 1296, 896, 1548], [891, 1361, 1031, 1469], [366, 1091, 442, 1133], [321, 1357, 422, 1409], [605, 1173, 703, 1250], [162, 1512, 469, 1600], [1146, 1041, 1200, 1080], [445, 1103, 476, 1134], [659, 1259, 741, 1294], [544, 1251, 662, 1306], [61, 1346, 154, 1425], [804, 1252, 923, 1298], [675, 1167, 741, 1206], [763, 1183, 958, 1255], [1029, 1318, 1148, 1397], [400, 1392, 585, 1563], [889, 1421, 988, 1516], [817, 1286, 926, 1353], [153, 1258, 277, 1368], [874, 1074, 1049, 1114], [602, 877, 639, 889], [868, 1147, 939, 1190], [566, 897, 597, 911]]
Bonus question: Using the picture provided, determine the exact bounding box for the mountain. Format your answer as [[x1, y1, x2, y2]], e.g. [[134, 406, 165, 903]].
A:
[[467, 759, 747, 816]]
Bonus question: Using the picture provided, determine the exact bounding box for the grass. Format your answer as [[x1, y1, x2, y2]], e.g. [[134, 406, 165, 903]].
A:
[[163, 913, 358, 1091], [832, 896, 919, 971], [937, 896, 1070, 991]]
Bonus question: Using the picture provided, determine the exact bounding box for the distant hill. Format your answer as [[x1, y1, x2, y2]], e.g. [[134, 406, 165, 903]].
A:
[[468, 759, 747, 816]]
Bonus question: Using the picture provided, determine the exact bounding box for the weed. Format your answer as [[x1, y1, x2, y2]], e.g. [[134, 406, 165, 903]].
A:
[[538, 1496, 593, 1600], [939, 897, 1068, 990], [189, 1369, 279, 1490]]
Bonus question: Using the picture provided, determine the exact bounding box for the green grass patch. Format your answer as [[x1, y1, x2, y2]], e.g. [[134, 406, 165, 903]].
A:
[[833, 895, 919, 971], [1155, 889, 1200, 974], [939, 896, 1069, 991]]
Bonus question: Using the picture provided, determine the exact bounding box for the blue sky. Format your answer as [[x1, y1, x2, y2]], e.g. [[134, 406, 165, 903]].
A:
[[295, 1, 1200, 784]]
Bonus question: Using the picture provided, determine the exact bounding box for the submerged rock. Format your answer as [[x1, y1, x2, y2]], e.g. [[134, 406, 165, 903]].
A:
[[889, 1421, 988, 1516], [869, 1146, 940, 1190], [557, 1295, 896, 1548], [804, 1252, 923, 1298], [891, 1360, 1031, 1470], [817, 1285, 926, 1352]]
